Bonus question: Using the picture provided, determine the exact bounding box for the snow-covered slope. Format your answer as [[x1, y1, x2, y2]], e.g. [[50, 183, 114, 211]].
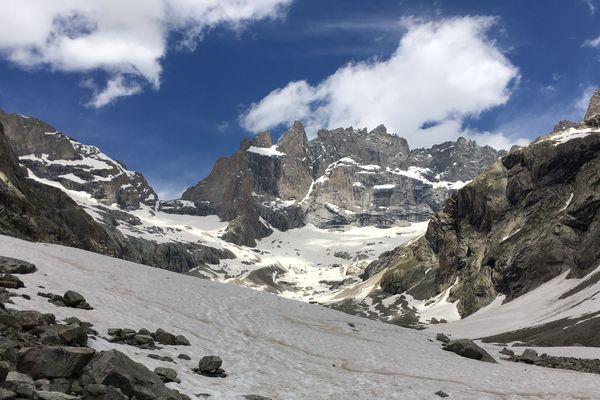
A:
[[4, 234, 600, 400]]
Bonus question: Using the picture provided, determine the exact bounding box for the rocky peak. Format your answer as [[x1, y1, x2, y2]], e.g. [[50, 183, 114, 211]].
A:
[[584, 88, 600, 126], [0, 110, 158, 210], [251, 131, 273, 147], [277, 121, 309, 159]]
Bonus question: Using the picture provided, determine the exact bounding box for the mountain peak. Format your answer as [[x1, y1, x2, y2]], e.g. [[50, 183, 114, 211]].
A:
[[584, 88, 600, 126]]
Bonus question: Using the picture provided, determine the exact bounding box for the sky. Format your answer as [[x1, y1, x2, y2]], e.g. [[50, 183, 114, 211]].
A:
[[0, 0, 599, 199]]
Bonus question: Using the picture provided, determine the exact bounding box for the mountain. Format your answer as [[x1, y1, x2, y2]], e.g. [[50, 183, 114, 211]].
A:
[[331, 89, 600, 332], [0, 111, 235, 274], [182, 122, 501, 246], [0, 109, 157, 210]]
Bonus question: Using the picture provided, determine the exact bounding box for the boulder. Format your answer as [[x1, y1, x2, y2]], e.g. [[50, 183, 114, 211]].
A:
[[154, 329, 176, 345], [39, 324, 87, 347], [198, 356, 222, 373], [0, 387, 15, 400], [517, 349, 540, 364], [0, 257, 37, 274], [134, 335, 154, 346], [17, 347, 95, 379], [87, 350, 183, 400], [82, 384, 128, 400], [443, 339, 497, 363], [176, 354, 191, 361], [153, 368, 179, 383], [174, 335, 190, 346], [435, 333, 450, 344], [62, 291, 85, 308], [0, 275, 24, 289]]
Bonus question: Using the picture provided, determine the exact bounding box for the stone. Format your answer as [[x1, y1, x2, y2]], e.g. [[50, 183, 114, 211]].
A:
[[17, 347, 95, 379], [517, 349, 540, 364], [443, 339, 497, 363], [177, 354, 191, 360], [174, 335, 190, 346], [107, 329, 120, 337], [154, 329, 176, 345], [0, 257, 37, 274], [62, 291, 85, 307], [0, 275, 24, 289], [435, 333, 450, 344], [14, 381, 36, 399], [0, 361, 10, 382], [153, 367, 179, 383], [0, 387, 16, 400], [82, 384, 128, 400], [6, 372, 34, 383], [87, 350, 183, 400], [434, 390, 449, 398], [137, 328, 151, 336], [197, 356, 222, 373], [584, 89, 600, 126], [499, 347, 515, 357], [36, 391, 79, 400], [48, 378, 71, 394], [133, 335, 154, 346]]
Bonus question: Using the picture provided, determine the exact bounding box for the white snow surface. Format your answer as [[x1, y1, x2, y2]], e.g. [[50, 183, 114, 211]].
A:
[[4, 234, 600, 400], [246, 145, 285, 157], [536, 127, 600, 146]]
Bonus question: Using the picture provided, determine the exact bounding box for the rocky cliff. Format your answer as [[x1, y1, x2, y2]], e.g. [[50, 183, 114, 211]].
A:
[[360, 89, 600, 319], [183, 122, 501, 245], [0, 109, 157, 210]]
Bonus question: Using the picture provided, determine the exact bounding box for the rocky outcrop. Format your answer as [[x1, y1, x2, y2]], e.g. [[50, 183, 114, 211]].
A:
[[364, 91, 600, 318], [0, 109, 157, 210], [183, 122, 501, 245]]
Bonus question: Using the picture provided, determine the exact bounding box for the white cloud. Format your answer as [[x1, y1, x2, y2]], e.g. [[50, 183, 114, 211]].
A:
[[0, 0, 292, 106], [584, 0, 597, 15], [241, 16, 524, 149], [87, 76, 143, 108], [583, 35, 600, 48]]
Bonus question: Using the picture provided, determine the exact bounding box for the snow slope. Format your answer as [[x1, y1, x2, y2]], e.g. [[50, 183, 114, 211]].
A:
[[3, 234, 600, 400]]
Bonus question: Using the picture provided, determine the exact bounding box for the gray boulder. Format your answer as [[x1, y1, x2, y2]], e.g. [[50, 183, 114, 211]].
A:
[[17, 347, 95, 379], [153, 368, 179, 383], [154, 329, 175, 345], [198, 356, 222, 373], [174, 335, 190, 346], [443, 339, 497, 363], [36, 391, 79, 400], [0, 257, 36, 274], [435, 333, 450, 344], [62, 291, 85, 308], [87, 350, 183, 400]]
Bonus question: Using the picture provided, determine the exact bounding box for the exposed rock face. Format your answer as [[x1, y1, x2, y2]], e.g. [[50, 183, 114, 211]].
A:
[[183, 122, 501, 245], [0, 109, 157, 210], [363, 92, 600, 318], [584, 88, 600, 126]]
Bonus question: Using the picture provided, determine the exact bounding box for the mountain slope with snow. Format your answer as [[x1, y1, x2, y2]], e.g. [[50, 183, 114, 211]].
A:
[[4, 234, 600, 400]]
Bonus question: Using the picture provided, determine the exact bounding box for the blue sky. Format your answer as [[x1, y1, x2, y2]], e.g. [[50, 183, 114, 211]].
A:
[[0, 0, 599, 199]]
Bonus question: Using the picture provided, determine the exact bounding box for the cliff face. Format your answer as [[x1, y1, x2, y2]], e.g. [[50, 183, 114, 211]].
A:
[[183, 122, 501, 246], [363, 90, 600, 318]]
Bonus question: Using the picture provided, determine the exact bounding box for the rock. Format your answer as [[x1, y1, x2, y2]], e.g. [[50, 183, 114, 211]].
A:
[[0, 274, 24, 289], [174, 335, 190, 346], [584, 89, 600, 126], [48, 378, 71, 394], [16, 311, 53, 330], [197, 356, 222, 373], [138, 328, 151, 336], [499, 347, 515, 357], [62, 291, 85, 308], [443, 339, 497, 363], [435, 333, 450, 344], [177, 354, 190, 360], [517, 349, 540, 364], [154, 329, 176, 345], [0, 257, 37, 274], [14, 381, 36, 399], [6, 371, 34, 383], [82, 384, 128, 400], [0, 361, 10, 382], [153, 368, 179, 383], [39, 324, 87, 347], [106, 329, 121, 337], [133, 335, 154, 346], [0, 387, 16, 400], [36, 391, 79, 400], [87, 350, 183, 400], [17, 347, 95, 379], [434, 390, 449, 398], [243, 396, 272, 400], [34, 380, 51, 391]]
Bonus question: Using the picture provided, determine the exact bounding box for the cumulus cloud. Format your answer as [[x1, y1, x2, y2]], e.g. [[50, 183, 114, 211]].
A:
[[241, 16, 524, 149], [0, 0, 291, 107], [583, 35, 600, 48]]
